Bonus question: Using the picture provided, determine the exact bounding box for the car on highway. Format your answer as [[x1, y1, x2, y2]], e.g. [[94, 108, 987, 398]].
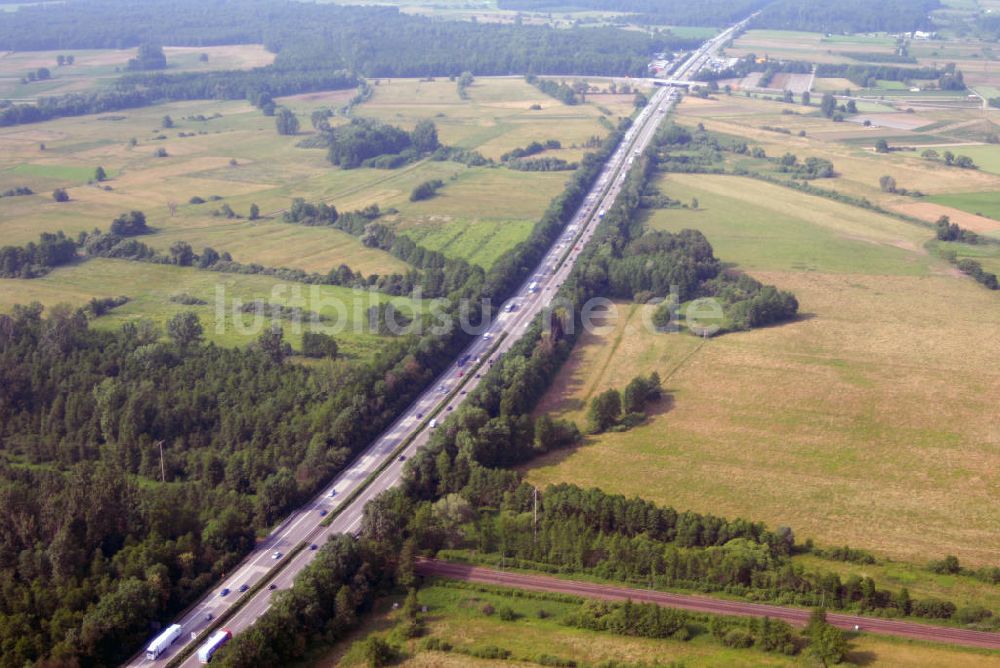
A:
[[268, 583, 277, 591], [319, 509, 327, 516], [220, 588, 230, 597], [483, 332, 492, 340], [416, 412, 423, 419], [239, 584, 249, 593], [205, 613, 213, 622], [398, 454, 406, 462], [329, 489, 337, 497], [272, 551, 282, 560], [310, 544, 318, 550]]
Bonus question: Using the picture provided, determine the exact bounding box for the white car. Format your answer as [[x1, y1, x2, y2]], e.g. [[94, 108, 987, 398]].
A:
[[272, 551, 282, 560]]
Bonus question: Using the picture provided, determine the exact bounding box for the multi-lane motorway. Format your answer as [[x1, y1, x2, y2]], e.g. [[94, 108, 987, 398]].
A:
[[131, 19, 747, 667]]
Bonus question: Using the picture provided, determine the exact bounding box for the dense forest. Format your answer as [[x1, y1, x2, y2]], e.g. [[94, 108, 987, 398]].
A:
[[0, 0, 679, 73], [495, 0, 769, 27], [0, 0, 688, 126], [754, 0, 940, 33]]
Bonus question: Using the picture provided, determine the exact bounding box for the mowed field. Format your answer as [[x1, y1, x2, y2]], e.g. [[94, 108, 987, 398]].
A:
[[526, 173, 1000, 566], [327, 584, 1000, 668], [0, 44, 275, 100], [673, 94, 1000, 235], [727, 29, 898, 65], [0, 76, 627, 347]]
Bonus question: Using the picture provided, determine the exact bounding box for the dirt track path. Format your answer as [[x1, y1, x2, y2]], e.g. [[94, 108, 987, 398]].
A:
[[416, 559, 1000, 651]]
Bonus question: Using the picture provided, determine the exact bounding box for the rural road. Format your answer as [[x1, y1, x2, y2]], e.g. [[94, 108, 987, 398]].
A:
[[416, 559, 1000, 651]]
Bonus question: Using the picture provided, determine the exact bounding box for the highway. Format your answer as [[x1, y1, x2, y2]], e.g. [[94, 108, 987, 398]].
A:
[[129, 19, 746, 667]]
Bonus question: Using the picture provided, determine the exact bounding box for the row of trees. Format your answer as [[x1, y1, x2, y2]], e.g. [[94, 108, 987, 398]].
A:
[[525, 75, 580, 105], [0, 66, 361, 127], [814, 62, 961, 90]]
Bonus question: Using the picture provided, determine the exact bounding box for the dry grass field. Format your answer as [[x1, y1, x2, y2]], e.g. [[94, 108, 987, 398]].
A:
[[527, 173, 1000, 566]]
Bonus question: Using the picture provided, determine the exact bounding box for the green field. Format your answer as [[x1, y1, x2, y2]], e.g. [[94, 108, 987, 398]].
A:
[[327, 583, 1000, 668], [928, 191, 1000, 221], [526, 172, 1000, 566], [0, 76, 624, 342]]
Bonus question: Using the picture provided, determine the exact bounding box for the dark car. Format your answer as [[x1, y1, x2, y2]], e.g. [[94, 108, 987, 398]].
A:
[[220, 588, 230, 597], [268, 583, 277, 591], [310, 544, 318, 550], [398, 454, 406, 462], [319, 509, 327, 516], [416, 412, 423, 419], [239, 583, 249, 593]]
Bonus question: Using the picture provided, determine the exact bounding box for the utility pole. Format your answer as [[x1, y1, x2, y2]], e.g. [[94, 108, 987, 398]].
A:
[[157, 440, 165, 483]]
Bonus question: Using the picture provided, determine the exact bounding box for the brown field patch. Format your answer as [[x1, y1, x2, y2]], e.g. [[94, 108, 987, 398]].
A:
[[527, 271, 1000, 565], [894, 201, 1000, 233]]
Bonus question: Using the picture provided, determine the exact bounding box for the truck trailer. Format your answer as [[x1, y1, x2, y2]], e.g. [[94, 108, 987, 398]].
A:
[[145, 624, 183, 660], [197, 629, 233, 664]]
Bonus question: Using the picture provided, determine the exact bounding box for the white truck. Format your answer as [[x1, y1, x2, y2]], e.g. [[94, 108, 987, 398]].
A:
[[197, 628, 232, 664], [145, 624, 183, 660]]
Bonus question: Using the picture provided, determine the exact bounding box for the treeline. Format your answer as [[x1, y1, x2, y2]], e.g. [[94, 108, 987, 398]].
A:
[[507, 157, 577, 171], [754, 0, 940, 33], [0, 231, 77, 278], [526, 75, 579, 105], [0, 66, 360, 127], [814, 63, 964, 89], [500, 138, 562, 162]]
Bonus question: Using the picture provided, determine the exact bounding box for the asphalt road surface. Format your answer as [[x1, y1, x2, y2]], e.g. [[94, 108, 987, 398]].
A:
[[129, 18, 750, 667], [417, 559, 1000, 651]]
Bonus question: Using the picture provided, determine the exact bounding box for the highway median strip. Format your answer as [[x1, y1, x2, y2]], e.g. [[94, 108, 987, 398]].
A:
[[164, 540, 307, 667]]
